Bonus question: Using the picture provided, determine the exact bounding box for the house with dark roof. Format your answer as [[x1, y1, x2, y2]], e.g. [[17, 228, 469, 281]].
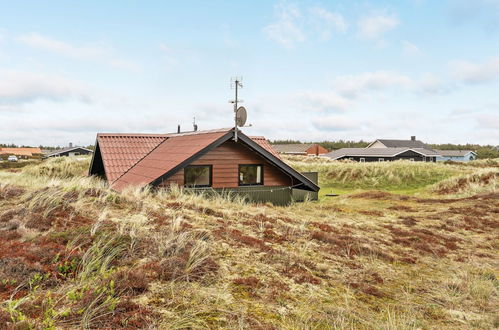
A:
[[89, 128, 319, 205], [366, 136, 429, 149], [44, 146, 93, 158], [324, 147, 440, 162], [271, 143, 329, 156], [435, 150, 476, 162]]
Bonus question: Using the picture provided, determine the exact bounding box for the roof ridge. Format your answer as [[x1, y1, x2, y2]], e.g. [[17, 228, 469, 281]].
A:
[[109, 135, 169, 185], [109, 128, 234, 186]]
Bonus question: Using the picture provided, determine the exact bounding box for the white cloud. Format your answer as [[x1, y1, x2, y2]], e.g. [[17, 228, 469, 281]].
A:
[[17, 32, 140, 72], [263, 3, 347, 48], [332, 71, 413, 98], [0, 69, 92, 105], [449, 57, 499, 84], [309, 7, 347, 40], [418, 73, 454, 95], [298, 91, 351, 112], [402, 40, 422, 56], [312, 115, 358, 131], [263, 2, 305, 48], [475, 113, 499, 129], [357, 14, 399, 40]]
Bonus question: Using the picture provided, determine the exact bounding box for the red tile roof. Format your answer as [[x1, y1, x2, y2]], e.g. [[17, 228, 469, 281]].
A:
[[96, 134, 166, 182], [111, 129, 230, 191], [0, 147, 42, 156], [249, 136, 281, 159]]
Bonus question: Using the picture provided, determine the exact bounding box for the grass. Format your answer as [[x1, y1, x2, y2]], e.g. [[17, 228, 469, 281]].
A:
[[284, 155, 467, 193], [0, 156, 497, 328]]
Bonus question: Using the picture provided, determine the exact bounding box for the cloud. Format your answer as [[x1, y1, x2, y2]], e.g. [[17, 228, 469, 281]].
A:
[[263, 2, 347, 48], [402, 40, 422, 56], [332, 71, 413, 98], [309, 7, 347, 40], [418, 73, 454, 95], [298, 91, 351, 112], [17, 32, 140, 72], [0, 69, 92, 105], [263, 2, 305, 48], [476, 113, 499, 129], [312, 115, 358, 131], [357, 14, 399, 40], [449, 57, 499, 84]]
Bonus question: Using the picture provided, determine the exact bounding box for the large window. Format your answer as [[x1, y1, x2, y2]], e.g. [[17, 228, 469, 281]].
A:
[[239, 164, 263, 186], [184, 165, 212, 187]]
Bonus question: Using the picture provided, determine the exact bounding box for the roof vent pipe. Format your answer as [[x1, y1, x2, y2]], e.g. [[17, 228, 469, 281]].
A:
[[69, 142, 73, 148], [177, 125, 181, 134], [411, 136, 416, 141]]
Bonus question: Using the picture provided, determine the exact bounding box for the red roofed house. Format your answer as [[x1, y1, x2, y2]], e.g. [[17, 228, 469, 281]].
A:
[[0, 147, 43, 159], [89, 128, 319, 204]]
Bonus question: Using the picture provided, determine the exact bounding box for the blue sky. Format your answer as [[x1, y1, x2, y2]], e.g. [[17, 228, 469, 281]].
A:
[[0, 0, 498, 146]]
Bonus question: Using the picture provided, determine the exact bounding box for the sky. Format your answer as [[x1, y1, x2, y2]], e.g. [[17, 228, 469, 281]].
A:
[[0, 0, 498, 147]]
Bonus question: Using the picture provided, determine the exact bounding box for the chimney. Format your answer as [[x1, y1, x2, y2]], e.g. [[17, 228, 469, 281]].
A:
[[411, 136, 416, 141], [69, 142, 73, 148], [177, 125, 181, 134], [193, 124, 198, 132]]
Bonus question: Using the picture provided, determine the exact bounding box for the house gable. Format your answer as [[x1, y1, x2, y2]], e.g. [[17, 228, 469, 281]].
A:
[[158, 140, 292, 188], [367, 140, 387, 148]]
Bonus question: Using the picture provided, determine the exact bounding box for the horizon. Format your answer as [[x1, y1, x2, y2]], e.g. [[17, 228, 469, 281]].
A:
[[1, 0, 498, 147]]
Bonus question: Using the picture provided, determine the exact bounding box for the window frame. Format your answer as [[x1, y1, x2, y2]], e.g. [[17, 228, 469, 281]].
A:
[[238, 164, 264, 186], [378, 158, 384, 162], [184, 165, 213, 188], [359, 158, 366, 162]]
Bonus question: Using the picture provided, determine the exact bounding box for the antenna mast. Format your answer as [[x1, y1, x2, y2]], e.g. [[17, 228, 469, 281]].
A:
[[230, 76, 243, 142]]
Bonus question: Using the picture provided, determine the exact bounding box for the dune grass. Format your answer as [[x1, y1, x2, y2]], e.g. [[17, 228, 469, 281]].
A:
[[0, 157, 497, 329], [284, 156, 480, 194]]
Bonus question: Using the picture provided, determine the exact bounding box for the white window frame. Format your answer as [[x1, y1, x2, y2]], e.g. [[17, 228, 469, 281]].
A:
[[359, 158, 366, 162], [378, 158, 384, 162], [409, 158, 414, 162]]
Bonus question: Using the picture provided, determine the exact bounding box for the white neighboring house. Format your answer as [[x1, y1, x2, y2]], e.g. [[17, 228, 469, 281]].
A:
[[435, 150, 477, 162], [44, 146, 93, 158]]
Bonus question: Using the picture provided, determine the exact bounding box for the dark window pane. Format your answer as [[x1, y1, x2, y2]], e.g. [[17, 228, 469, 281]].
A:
[[185, 166, 211, 187], [239, 165, 263, 185]]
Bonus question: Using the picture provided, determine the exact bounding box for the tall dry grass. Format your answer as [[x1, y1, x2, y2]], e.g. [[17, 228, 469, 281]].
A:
[[286, 156, 464, 190]]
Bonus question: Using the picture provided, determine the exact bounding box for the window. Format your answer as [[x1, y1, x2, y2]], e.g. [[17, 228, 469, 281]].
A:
[[409, 158, 414, 162], [239, 164, 263, 186], [184, 165, 212, 187], [359, 158, 365, 162], [378, 158, 384, 162]]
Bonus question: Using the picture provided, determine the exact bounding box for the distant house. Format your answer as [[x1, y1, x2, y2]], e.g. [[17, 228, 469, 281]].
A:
[[435, 150, 476, 162], [324, 147, 440, 162], [0, 147, 42, 159], [44, 146, 93, 158], [367, 136, 430, 149], [89, 128, 319, 204], [271, 143, 329, 156]]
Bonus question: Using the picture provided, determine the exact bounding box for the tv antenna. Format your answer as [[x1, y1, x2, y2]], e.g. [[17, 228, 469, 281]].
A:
[[229, 76, 249, 142]]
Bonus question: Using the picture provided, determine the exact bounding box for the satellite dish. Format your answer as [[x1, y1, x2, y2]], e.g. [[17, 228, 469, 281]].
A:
[[235, 106, 247, 127]]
